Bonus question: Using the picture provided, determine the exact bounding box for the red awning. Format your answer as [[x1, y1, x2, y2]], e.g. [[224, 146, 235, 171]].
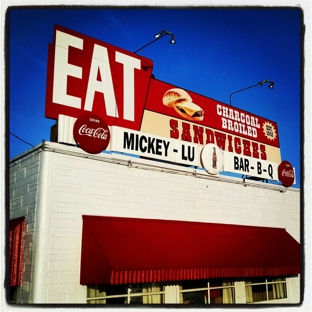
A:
[[9, 217, 25, 287], [80, 216, 300, 285]]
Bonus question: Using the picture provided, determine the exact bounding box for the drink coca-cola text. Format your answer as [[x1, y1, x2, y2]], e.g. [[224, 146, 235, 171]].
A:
[[78, 124, 109, 140]]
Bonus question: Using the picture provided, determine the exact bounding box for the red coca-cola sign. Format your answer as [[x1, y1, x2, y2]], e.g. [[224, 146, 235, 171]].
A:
[[278, 160, 295, 187], [73, 113, 110, 154]]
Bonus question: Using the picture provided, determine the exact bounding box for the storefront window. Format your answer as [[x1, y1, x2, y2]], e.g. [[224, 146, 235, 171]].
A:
[[87, 278, 288, 304], [181, 279, 234, 304], [126, 285, 143, 304], [245, 278, 287, 303], [87, 284, 107, 304], [87, 282, 163, 304]]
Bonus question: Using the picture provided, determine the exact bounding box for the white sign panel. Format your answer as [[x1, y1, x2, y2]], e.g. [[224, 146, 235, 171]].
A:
[[223, 151, 279, 181], [200, 144, 223, 175], [57, 111, 284, 182], [111, 126, 201, 167]]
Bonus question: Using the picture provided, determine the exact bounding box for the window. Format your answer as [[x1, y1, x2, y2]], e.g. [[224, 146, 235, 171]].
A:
[[245, 278, 287, 303], [181, 279, 235, 304], [87, 284, 107, 304], [86, 277, 289, 304], [86, 282, 164, 304]]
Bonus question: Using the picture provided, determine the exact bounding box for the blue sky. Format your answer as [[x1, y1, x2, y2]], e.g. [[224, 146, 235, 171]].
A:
[[7, 6, 303, 188]]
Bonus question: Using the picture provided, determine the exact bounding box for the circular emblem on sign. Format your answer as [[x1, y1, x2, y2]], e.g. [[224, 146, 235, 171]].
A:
[[73, 113, 110, 154], [278, 160, 295, 187], [262, 121, 277, 141], [201, 144, 223, 175]]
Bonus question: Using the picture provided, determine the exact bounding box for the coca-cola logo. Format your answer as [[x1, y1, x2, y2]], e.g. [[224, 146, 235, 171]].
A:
[[73, 113, 110, 154], [281, 169, 294, 178], [278, 161, 295, 187], [78, 124, 109, 140]]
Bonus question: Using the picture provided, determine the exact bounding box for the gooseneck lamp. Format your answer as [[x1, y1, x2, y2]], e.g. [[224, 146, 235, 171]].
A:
[[229, 79, 274, 106], [134, 30, 175, 54]]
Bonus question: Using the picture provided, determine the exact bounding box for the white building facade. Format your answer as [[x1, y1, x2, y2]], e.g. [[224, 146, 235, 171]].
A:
[[9, 141, 301, 305]]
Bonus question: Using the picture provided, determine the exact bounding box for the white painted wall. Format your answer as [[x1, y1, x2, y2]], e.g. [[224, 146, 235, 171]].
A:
[[10, 148, 41, 303], [10, 142, 301, 303]]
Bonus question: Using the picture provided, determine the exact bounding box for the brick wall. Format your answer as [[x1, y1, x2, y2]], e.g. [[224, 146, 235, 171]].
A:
[[9, 149, 41, 303], [49, 150, 300, 240]]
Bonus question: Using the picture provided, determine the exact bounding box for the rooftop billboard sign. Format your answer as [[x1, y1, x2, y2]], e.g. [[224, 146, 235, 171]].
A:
[[45, 25, 289, 184], [45, 25, 154, 131]]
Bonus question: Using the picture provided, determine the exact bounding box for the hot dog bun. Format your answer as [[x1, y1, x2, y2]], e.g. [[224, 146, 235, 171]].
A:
[[162, 88, 193, 107]]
